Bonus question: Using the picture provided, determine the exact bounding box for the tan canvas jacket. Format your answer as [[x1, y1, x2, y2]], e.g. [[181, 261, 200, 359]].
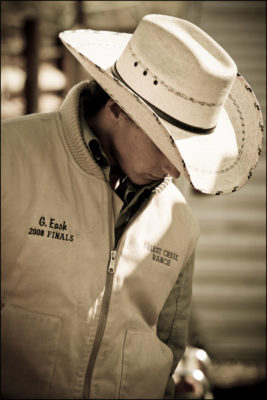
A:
[[1, 82, 200, 399]]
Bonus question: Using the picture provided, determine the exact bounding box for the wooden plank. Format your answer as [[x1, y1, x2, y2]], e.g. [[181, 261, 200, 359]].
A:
[[193, 258, 265, 274], [192, 284, 266, 299], [24, 18, 40, 114]]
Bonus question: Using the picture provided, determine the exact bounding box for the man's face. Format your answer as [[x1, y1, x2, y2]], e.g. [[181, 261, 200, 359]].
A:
[[111, 115, 180, 186]]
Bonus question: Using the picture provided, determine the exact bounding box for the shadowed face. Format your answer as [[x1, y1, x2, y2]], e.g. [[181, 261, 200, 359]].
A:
[[110, 113, 180, 186], [88, 99, 180, 186]]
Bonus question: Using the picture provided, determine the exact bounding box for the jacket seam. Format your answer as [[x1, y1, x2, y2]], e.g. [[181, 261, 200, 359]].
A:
[[165, 284, 182, 344], [118, 330, 128, 398], [163, 251, 194, 345]]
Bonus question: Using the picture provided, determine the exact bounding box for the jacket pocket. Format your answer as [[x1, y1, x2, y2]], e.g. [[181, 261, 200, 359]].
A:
[[1, 304, 62, 399], [119, 329, 173, 399]]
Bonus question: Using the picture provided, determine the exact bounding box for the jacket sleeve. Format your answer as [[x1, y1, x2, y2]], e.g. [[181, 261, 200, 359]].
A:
[[156, 251, 195, 399]]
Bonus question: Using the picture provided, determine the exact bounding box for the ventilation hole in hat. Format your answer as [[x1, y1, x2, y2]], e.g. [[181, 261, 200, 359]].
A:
[[153, 80, 158, 85], [134, 62, 138, 67], [143, 70, 147, 76]]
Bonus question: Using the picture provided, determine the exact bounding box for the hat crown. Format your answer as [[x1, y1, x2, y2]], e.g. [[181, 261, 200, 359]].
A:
[[59, 14, 262, 194], [116, 14, 238, 129]]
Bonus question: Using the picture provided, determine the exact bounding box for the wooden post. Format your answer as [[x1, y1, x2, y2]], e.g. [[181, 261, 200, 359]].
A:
[[62, 1, 87, 95], [76, 0, 85, 26], [24, 18, 39, 114]]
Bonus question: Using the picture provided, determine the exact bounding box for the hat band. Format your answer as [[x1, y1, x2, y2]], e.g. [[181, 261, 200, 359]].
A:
[[112, 63, 215, 134]]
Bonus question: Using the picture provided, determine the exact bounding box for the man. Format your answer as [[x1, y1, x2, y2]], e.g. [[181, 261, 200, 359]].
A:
[[1, 14, 262, 399]]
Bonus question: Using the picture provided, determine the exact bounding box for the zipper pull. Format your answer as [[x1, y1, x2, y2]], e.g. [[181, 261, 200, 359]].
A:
[[108, 250, 117, 274]]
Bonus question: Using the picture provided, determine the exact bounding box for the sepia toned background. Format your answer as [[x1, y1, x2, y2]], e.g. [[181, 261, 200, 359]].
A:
[[1, 1, 266, 397]]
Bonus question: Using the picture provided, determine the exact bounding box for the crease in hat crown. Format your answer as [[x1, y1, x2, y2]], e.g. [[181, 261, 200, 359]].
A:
[[115, 14, 238, 130]]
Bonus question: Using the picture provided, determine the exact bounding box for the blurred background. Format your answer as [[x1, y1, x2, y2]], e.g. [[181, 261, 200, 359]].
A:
[[1, 1, 266, 398]]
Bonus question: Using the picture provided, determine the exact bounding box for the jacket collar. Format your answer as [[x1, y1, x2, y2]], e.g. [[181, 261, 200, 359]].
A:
[[59, 81, 104, 178]]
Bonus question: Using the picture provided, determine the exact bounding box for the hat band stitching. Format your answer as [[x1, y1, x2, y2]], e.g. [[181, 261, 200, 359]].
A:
[[128, 44, 222, 108], [112, 63, 216, 134]]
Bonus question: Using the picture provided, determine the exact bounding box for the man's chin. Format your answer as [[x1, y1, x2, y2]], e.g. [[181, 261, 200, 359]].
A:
[[129, 174, 160, 186], [127, 175, 150, 186]]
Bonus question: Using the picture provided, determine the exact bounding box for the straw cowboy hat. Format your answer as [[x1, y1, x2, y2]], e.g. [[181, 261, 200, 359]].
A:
[[59, 14, 263, 195]]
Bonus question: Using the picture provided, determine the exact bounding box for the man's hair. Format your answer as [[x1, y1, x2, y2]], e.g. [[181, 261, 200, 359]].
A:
[[83, 79, 133, 123], [82, 80, 111, 119]]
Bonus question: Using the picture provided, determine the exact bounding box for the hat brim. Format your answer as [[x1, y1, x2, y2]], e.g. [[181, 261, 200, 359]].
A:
[[59, 29, 263, 194]]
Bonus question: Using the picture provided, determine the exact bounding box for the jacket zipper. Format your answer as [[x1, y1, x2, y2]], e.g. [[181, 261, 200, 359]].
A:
[[82, 250, 117, 398], [82, 187, 156, 398]]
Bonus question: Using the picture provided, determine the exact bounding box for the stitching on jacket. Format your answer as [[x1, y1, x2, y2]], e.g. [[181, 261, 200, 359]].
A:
[[166, 278, 183, 343], [118, 331, 128, 397]]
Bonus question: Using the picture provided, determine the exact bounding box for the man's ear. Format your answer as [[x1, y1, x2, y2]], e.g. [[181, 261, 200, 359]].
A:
[[105, 99, 122, 122]]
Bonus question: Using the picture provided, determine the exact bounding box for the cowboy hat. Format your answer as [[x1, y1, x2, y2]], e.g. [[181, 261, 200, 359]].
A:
[[59, 14, 263, 194]]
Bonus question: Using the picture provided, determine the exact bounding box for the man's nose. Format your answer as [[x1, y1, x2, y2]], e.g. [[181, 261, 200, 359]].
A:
[[162, 157, 180, 179]]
